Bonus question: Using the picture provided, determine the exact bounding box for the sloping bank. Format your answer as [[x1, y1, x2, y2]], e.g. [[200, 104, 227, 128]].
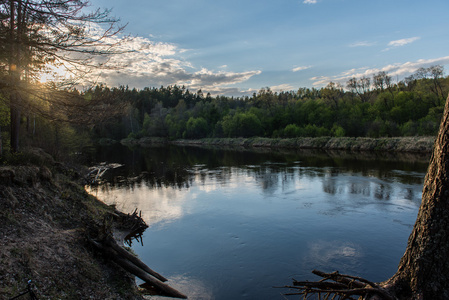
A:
[[0, 149, 144, 299], [122, 136, 435, 153]]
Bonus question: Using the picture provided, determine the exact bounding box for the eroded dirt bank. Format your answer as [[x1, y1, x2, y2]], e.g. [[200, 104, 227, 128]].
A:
[[0, 149, 143, 299]]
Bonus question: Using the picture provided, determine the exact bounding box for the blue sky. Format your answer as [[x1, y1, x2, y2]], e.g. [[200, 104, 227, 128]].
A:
[[88, 0, 449, 96]]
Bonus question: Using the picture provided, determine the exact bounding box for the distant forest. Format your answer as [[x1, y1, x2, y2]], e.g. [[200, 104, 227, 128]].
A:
[[2, 66, 448, 156], [88, 66, 448, 142]]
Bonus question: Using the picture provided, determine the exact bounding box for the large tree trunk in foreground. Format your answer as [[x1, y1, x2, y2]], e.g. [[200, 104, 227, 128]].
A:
[[384, 94, 449, 299]]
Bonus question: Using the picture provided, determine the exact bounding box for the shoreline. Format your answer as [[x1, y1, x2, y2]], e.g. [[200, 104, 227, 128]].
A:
[[0, 149, 145, 299], [117, 136, 436, 153]]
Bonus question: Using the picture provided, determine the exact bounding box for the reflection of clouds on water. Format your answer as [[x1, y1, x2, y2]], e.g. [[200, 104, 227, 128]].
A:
[[144, 274, 213, 300], [86, 184, 190, 226], [305, 240, 362, 270]]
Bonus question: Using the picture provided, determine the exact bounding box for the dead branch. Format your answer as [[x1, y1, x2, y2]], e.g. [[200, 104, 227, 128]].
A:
[[103, 235, 167, 282], [89, 237, 187, 299], [280, 270, 395, 300]]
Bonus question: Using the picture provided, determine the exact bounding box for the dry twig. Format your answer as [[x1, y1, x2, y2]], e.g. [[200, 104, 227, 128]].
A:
[[279, 270, 395, 300]]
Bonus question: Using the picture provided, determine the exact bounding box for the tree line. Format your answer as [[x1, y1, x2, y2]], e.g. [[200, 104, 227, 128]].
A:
[[88, 66, 448, 142]]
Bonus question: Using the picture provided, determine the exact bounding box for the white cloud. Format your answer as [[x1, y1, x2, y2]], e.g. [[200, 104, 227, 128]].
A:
[[271, 84, 294, 92], [349, 41, 376, 47], [383, 37, 420, 51], [303, 0, 317, 3], [204, 87, 258, 97], [388, 36, 420, 47], [309, 75, 331, 86], [310, 55, 449, 87], [57, 29, 261, 95], [292, 65, 312, 72]]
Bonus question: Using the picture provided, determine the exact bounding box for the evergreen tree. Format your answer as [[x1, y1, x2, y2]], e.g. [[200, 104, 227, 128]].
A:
[[0, 0, 126, 152]]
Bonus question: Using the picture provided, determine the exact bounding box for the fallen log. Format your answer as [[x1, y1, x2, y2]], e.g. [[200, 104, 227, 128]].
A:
[[103, 235, 167, 282], [89, 238, 187, 299]]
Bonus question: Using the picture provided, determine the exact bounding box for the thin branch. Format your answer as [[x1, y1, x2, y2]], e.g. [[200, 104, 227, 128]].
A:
[[279, 270, 396, 300]]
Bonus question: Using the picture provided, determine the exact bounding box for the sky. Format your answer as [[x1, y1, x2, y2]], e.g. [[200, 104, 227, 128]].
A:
[[86, 0, 449, 97]]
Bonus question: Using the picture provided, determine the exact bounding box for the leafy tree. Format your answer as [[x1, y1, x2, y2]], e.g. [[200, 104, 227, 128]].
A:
[[283, 124, 301, 138], [185, 117, 208, 139], [373, 71, 392, 93], [321, 82, 343, 109], [400, 120, 418, 136], [165, 100, 188, 139], [429, 65, 445, 102], [346, 76, 372, 102], [0, 0, 126, 153], [147, 102, 168, 137], [222, 112, 264, 137], [302, 124, 329, 137], [331, 124, 345, 137]]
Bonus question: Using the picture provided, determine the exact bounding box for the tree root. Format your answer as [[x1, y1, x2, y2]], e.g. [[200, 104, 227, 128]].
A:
[[279, 270, 396, 300]]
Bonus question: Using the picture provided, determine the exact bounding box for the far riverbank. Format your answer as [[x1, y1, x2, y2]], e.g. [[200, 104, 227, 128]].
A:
[[117, 136, 435, 153]]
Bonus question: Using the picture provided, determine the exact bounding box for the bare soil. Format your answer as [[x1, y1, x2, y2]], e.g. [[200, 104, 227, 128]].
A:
[[0, 150, 144, 299]]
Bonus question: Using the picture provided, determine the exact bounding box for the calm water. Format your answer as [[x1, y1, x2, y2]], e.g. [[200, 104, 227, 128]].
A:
[[87, 145, 429, 300]]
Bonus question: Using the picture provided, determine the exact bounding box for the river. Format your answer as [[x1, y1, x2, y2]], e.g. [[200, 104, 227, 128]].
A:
[[86, 145, 429, 300]]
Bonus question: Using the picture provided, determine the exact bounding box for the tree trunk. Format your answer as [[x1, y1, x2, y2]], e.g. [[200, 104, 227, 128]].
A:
[[10, 103, 21, 153], [0, 124, 2, 156], [9, 0, 22, 153], [384, 94, 449, 299]]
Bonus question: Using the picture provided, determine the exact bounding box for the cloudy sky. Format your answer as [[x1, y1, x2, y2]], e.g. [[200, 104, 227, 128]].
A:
[[87, 0, 449, 96]]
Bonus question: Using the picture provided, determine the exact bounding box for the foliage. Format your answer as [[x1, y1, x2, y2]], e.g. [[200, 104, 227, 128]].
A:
[[87, 67, 448, 142], [221, 112, 264, 137], [185, 117, 209, 139], [0, 0, 126, 154]]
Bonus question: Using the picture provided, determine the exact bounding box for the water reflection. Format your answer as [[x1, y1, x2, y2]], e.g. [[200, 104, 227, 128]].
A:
[[88, 183, 189, 226], [143, 274, 214, 300], [88, 145, 429, 187], [305, 240, 363, 270], [87, 146, 425, 228], [86, 145, 428, 299]]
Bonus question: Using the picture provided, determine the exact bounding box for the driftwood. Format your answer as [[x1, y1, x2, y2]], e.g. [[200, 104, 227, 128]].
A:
[[124, 226, 145, 247], [87, 169, 186, 298], [90, 236, 187, 299], [280, 270, 394, 300], [105, 208, 149, 247], [103, 236, 167, 282], [87, 162, 123, 184]]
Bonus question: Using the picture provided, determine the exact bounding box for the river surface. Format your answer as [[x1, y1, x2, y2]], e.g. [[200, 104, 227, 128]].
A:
[[86, 145, 429, 300]]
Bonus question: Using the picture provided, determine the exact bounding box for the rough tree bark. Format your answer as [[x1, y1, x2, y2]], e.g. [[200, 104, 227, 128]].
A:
[[383, 94, 449, 298]]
